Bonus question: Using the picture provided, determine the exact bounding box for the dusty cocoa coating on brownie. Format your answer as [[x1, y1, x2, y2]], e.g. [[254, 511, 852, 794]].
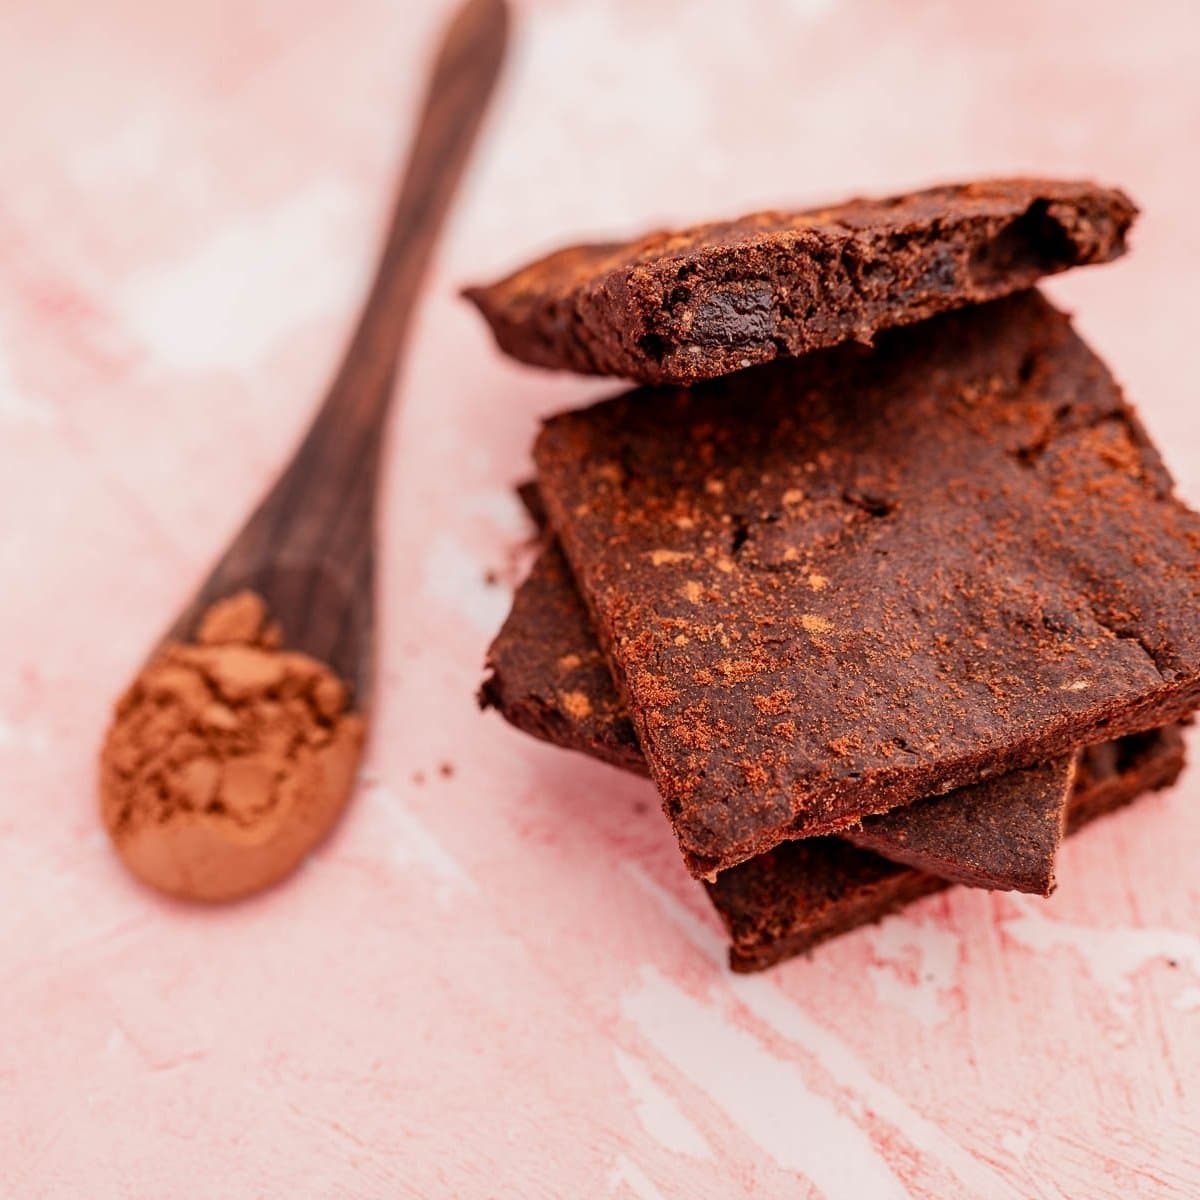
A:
[[534, 292, 1200, 877], [714, 728, 1185, 972], [844, 755, 1074, 895], [484, 534, 1075, 891], [465, 179, 1135, 385]]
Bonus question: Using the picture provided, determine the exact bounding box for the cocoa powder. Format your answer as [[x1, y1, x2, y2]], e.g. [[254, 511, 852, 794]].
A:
[[99, 591, 365, 901]]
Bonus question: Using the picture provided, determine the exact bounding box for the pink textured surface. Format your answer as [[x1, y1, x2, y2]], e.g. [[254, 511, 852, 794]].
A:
[[1, 2, 1198, 1196]]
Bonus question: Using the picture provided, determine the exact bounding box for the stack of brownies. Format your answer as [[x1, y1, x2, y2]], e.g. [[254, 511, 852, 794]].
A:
[[467, 180, 1200, 971]]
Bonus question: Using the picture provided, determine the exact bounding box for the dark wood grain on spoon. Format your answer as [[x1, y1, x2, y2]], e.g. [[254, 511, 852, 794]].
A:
[[159, 0, 508, 711]]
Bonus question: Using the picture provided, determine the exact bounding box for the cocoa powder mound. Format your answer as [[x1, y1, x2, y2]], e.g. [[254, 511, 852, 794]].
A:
[[99, 591, 365, 901]]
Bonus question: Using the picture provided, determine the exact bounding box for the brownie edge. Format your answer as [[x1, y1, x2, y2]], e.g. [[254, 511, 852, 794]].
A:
[[717, 727, 1185, 972]]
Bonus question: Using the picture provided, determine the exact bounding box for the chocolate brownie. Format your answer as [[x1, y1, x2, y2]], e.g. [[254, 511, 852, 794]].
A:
[[843, 755, 1073, 894], [712, 727, 1185, 972], [465, 179, 1135, 385], [534, 291, 1200, 877], [482, 535, 1074, 893]]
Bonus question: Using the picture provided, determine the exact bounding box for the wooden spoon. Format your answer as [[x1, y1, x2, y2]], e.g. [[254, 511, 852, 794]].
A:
[[97, 0, 507, 902], [157, 0, 508, 706]]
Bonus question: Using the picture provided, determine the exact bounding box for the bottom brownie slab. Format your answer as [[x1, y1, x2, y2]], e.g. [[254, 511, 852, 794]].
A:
[[711, 728, 1183, 971]]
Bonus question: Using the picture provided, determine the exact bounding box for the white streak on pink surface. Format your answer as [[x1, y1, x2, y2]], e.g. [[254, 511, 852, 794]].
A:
[[622, 966, 912, 1199], [613, 1049, 714, 1160], [1000, 896, 1200, 1019], [607, 1154, 670, 1200], [363, 778, 479, 901], [863, 913, 963, 1028], [624, 863, 1028, 1200], [114, 182, 362, 370]]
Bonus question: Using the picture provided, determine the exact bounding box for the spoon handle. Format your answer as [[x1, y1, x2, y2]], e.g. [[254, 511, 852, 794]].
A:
[[268, 0, 510, 552], [158, 0, 508, 679], [156, 0, 506, 696]]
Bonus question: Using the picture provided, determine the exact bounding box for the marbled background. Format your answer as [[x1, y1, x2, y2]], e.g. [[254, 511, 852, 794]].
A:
[[1, 1, 1197, 1196]]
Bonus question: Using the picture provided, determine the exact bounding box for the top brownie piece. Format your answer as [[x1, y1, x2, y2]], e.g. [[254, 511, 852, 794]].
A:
[[533, 291, 1200, 878], [465, 179, 1135, 385]]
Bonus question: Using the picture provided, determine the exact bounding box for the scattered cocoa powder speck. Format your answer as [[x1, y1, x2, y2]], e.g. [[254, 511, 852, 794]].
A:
[[98, 590, 365, 902], [558, 690, 593, 719]]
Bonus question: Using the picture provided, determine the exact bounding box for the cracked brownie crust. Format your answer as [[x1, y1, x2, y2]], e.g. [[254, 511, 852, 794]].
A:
[[533, 291, 1200, 877], [465, 178, 1136, 385]]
